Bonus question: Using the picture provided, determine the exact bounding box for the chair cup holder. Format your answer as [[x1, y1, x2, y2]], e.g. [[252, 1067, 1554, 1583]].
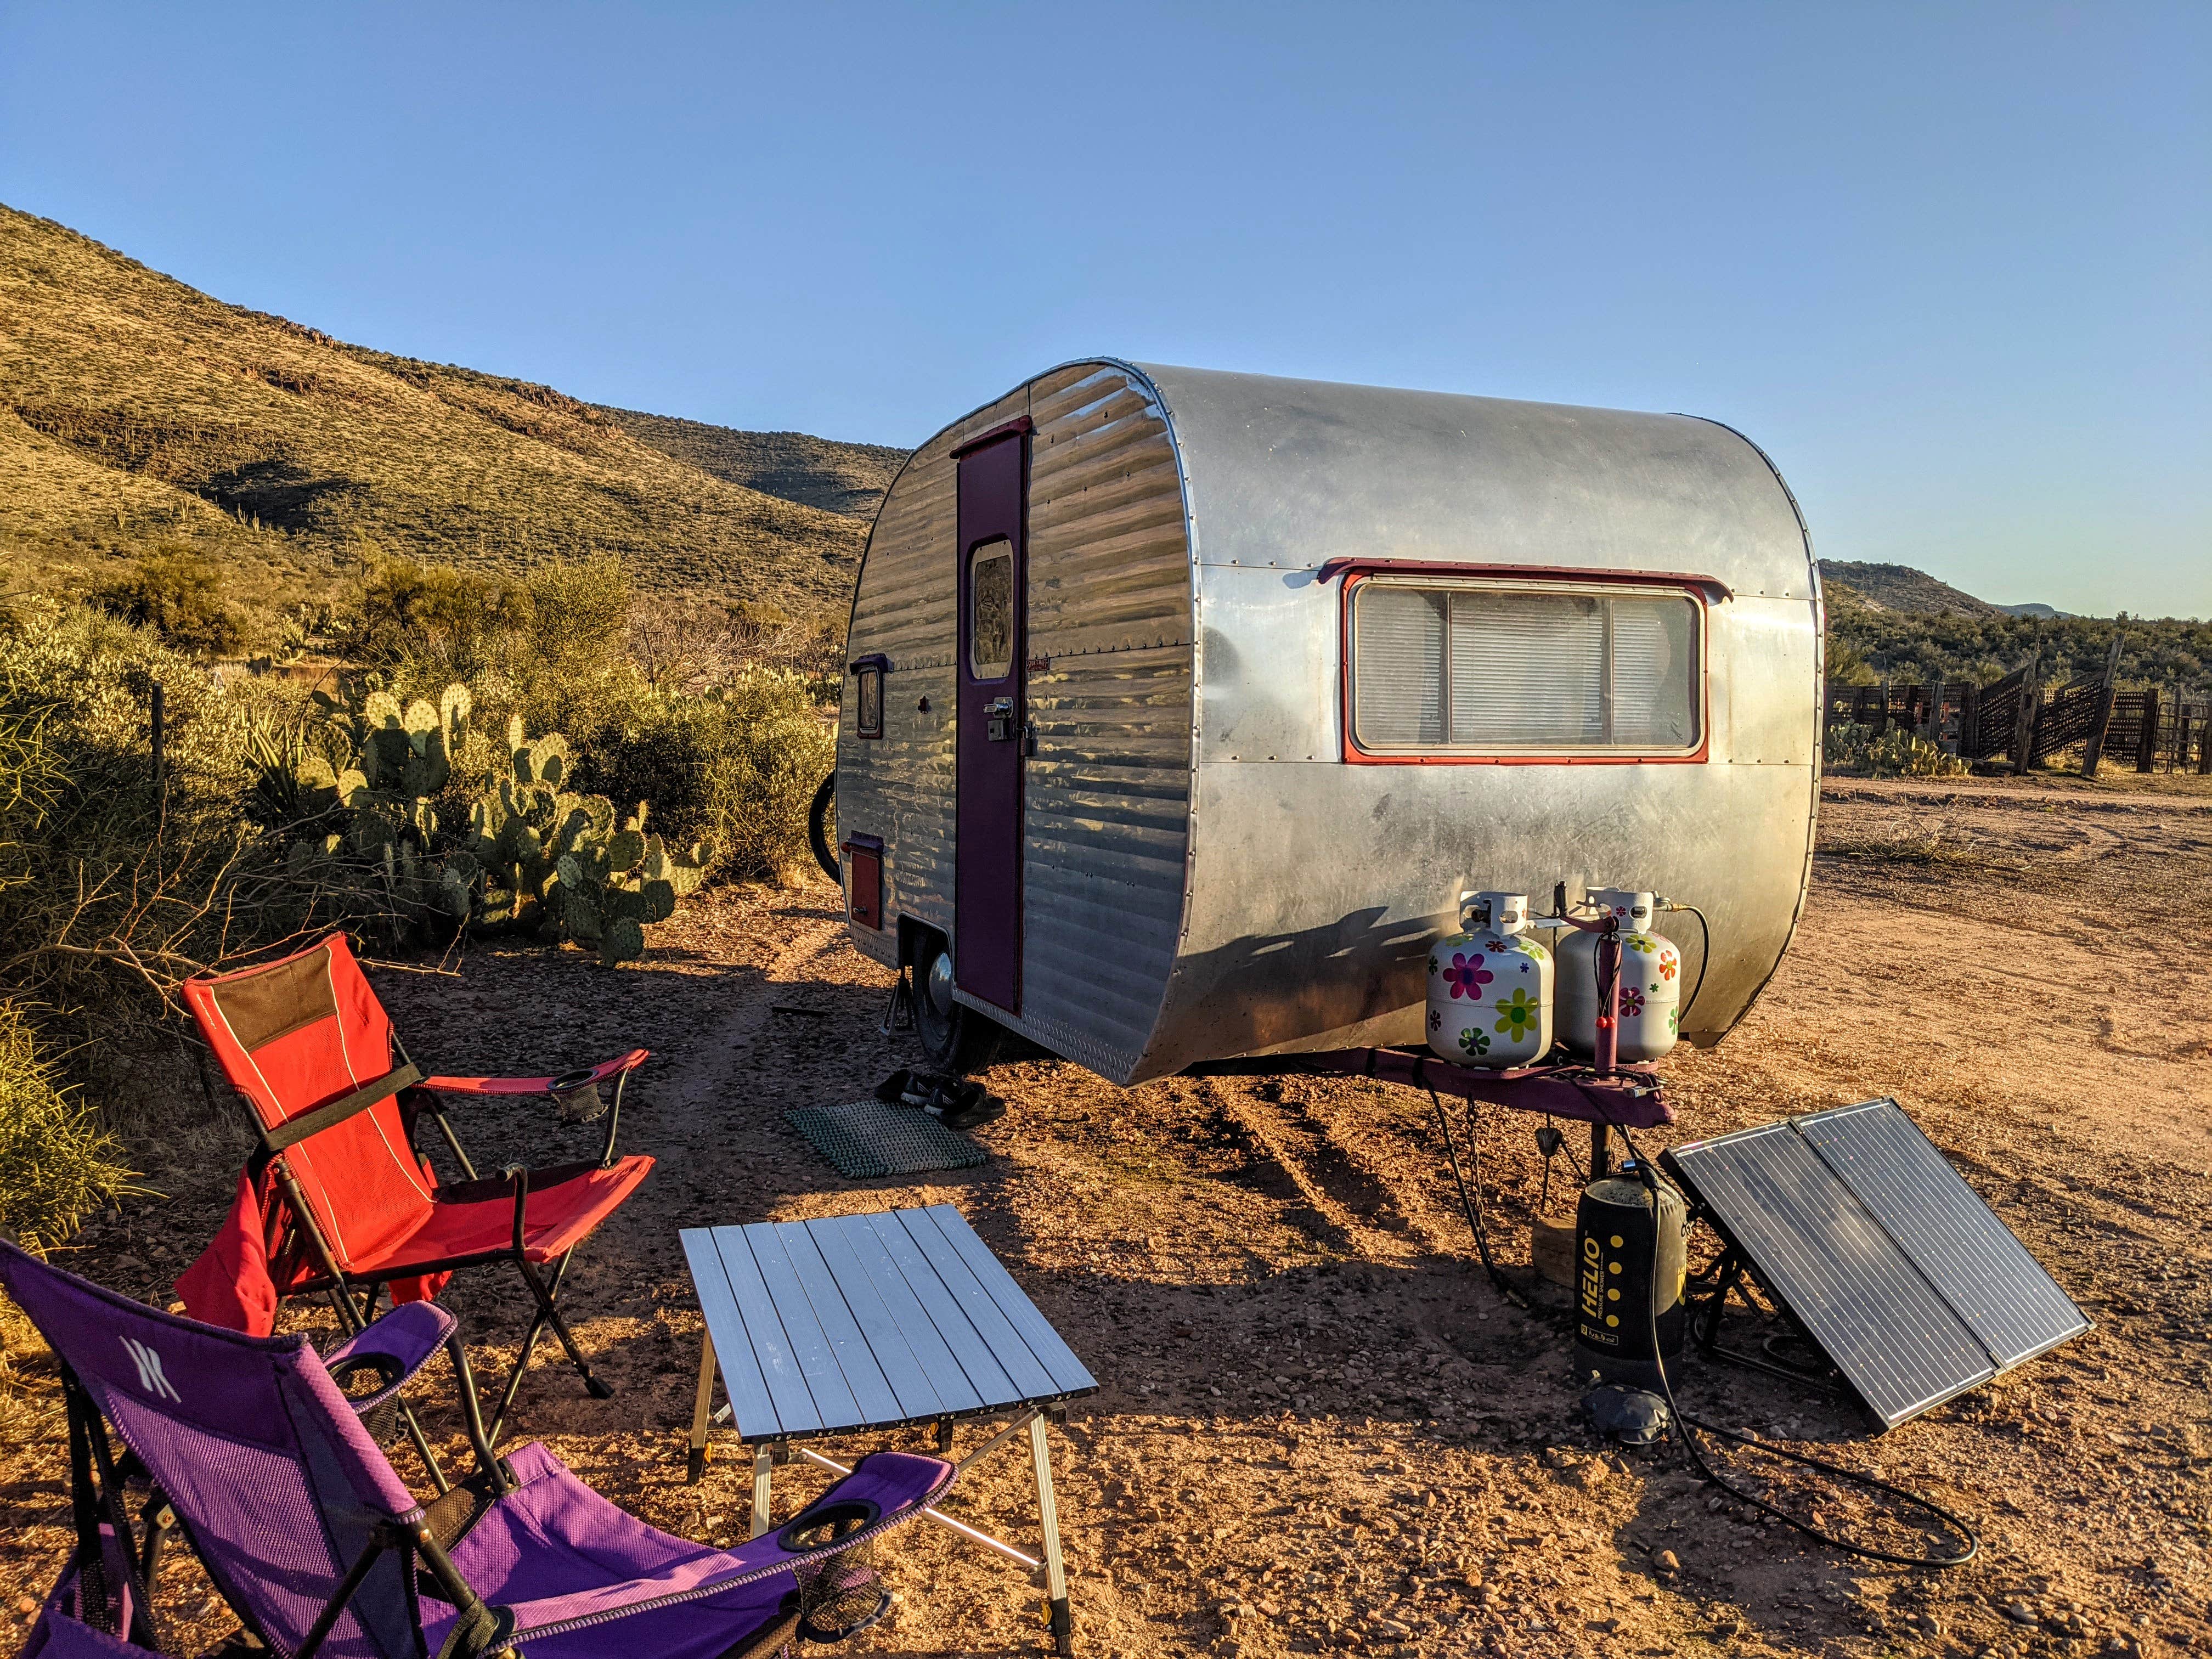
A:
[[549, 1069, 607, 1124]]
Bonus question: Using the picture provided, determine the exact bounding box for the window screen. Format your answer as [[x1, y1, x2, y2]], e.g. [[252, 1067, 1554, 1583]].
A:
[[1351, 580, 1700, 754], [968, 539, 1013, 680]]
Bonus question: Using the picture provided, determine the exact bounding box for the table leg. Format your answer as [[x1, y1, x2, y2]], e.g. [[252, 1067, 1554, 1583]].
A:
[[750, 1443, 774, 1539], [1028, 1414, 1072, 1656], [686, 1331, 719, 1485]]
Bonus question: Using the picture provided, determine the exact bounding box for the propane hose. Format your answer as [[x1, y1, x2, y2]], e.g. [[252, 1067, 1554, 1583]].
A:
[[1659, 901, 1711, 1023], [1605, 1126, 1979, 1570], [1428, 1086, 1528, 1309]]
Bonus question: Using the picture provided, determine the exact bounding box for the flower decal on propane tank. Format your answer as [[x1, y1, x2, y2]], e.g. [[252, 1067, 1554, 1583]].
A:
[[1620, 986, 1646, 1019], [1429, 1008, 1441, 1032], [1656, 951, 1678, 981], [1458, 1027, 1491, 1056], [1443, 953, 1493, 1001], [1493, 988, 1539, 1040]]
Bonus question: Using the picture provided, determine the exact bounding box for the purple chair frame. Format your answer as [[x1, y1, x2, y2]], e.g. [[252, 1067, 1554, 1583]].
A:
[[2, 1242, 954, 1659]]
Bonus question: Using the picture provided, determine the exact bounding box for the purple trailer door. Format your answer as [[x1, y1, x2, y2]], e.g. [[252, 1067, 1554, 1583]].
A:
[[953, 422, 1030, 1013]]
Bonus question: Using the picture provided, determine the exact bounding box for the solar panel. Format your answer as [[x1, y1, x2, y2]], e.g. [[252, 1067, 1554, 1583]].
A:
[[1663, 1099, 2089, 1430]]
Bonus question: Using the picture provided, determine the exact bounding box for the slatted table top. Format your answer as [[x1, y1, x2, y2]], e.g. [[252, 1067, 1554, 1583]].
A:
[[681, 1205, 1099, 1443]]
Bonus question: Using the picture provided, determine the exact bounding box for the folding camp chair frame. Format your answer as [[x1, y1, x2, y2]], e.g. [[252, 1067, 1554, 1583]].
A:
[[246, 1041, 647, 1459], [52, 1322, 520, 1659]]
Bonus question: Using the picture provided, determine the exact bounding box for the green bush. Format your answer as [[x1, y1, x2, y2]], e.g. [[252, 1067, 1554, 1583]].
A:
[[0, 600, 332, 1090], [351, 553, 638, 737], [335, 555, 836, 887], [352, 558, 520, 679], [1824, 721, 1968, 777], [574, 668, 833, 883], [87, 545, 244, 657], [0, 1001, 138, 1252]]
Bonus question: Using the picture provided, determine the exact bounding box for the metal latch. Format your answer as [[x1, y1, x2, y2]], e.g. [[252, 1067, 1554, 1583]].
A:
[[985, 696, 1017, 742]]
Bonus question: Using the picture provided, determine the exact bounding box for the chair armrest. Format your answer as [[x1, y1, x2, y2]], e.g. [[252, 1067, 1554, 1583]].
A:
[[321, 1301, 458, 1413], [420, 1051, 649, 1096]]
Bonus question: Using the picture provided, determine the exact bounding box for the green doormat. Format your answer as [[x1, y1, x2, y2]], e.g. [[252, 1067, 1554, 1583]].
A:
[[784, 1098, 990, 1179]]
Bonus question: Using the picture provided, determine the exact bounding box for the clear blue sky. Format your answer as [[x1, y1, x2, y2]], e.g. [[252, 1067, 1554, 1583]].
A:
[[3, 3, 2205, 618]]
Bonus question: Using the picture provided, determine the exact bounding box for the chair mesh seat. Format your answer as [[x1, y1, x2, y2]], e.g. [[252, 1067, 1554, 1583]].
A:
[[1, 1242, 957, 1659]]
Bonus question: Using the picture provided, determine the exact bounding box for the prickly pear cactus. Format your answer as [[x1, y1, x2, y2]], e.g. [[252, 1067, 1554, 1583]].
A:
[[280, 687, 712, 962], [279, 677, 482, 941], [460, 724, 713, 964]]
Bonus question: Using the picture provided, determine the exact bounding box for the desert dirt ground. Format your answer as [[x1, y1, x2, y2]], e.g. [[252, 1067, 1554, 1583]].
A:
[[4, 772, 2211, 1659]]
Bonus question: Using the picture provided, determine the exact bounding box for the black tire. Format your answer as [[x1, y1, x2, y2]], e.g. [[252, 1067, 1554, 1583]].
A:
[[911, 930, 1001, 1075], [808, 773, 838, 883]]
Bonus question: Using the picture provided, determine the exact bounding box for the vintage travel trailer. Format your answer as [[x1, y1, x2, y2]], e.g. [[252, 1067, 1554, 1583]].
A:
[[833, 360, 1822, 1085]]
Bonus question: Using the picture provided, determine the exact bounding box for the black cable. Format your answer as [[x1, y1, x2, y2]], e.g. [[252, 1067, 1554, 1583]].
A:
[[1428, 1085, 1526, 1308], [1606, 1132, 1978, 1570], [1667, 902, 1712, 1023]]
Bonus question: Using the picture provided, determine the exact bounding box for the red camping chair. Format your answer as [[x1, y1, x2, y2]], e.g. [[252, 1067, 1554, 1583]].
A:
[[182, 932, 653, 1452]]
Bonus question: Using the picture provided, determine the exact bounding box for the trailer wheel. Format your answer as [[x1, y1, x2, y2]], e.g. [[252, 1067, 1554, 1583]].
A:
[[807, 774, 838, 883], [911, 931, 1000, 1074]]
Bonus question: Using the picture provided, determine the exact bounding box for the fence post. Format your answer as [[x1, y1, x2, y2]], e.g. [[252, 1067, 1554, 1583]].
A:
[[150, 682, 166, 788], [2080, 630, 2124, 778], [2200, 702, 2211, 775], [2136, 687, 2159, 773], [2011, 644, 2041, 776]]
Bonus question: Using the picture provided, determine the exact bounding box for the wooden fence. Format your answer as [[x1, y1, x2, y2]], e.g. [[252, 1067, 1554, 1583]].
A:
[[1825, 677, 2211, 775]]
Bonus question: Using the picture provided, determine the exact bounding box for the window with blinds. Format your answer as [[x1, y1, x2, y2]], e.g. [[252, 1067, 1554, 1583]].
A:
[[1349, 580, 1702, 754]]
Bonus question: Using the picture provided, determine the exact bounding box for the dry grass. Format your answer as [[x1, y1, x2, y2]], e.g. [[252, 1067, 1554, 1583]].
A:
[[1817, 825, 2018, 870], [0, 204, 893, 640]]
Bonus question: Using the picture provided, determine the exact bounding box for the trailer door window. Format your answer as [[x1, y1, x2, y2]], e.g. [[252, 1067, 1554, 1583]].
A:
[[968, 539, 1014, 680], [1350, 579, 1700, 755]]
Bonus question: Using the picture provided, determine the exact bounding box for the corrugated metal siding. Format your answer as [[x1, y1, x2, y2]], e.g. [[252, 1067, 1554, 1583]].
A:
[[1020, 366, 1193, 1078], [840, 363, 1196, 1082], [838, 392, 1031, 962]]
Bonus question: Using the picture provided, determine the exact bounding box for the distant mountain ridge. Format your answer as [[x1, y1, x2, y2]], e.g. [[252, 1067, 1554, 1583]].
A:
[[596, 408, 905, 521], [1816, 560, 2078, 622], [0, 202, 903, 622]]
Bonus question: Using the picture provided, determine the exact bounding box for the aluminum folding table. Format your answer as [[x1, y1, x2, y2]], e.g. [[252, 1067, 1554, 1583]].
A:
[[681, 1204, 1098, 1654]]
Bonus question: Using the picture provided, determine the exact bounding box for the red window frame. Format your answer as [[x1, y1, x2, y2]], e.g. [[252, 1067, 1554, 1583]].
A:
[[1335, 562, 1717, 767]]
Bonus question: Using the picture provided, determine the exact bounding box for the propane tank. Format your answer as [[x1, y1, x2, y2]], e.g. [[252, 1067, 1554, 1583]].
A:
[[1427, 891, 1553, 1068], [1572, 1163, 1689, 1389], [1554, 888, 1681, 1063]]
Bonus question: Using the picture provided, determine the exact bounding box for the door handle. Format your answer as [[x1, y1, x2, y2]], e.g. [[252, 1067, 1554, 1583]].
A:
[[984, 696, 1017, 742]]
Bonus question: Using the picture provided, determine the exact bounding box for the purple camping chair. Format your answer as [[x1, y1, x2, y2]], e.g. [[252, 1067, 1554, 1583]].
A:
[[2, 1242, 955, 1659]]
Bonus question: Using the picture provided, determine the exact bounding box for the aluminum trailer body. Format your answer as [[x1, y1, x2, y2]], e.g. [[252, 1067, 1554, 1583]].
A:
[[836, 360, 1821, 1085]]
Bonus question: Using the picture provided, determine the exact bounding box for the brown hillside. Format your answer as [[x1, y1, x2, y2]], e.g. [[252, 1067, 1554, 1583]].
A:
[[0, 204, 879, 619], [1817, 558, 2004, 619]]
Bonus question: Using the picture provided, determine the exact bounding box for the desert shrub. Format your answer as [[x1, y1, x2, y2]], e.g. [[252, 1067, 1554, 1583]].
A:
[[326, 557, 836, 887], [353, 558, 519, 679], [573, 668, 833, 883], [0, 601, 338, 1091], [87, 544, 243, 657], [350, 554, 641, 737], [0, 1001, 137, 1251], [1823, 721, 1968, 778]]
